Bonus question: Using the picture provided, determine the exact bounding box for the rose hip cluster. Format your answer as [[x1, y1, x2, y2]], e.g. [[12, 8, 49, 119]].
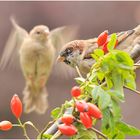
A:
[[58, 86, 102, 137], [97, 30, 118, 53], [76, 100, 102, 128], [58, 115, 77, 136], [0, 94, 22, 131]]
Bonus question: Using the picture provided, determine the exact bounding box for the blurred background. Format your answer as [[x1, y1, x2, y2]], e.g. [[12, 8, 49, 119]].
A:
[[0, 1, 140, 139]]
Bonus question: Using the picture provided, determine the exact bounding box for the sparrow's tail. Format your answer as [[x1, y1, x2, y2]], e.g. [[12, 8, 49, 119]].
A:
[[23, 84, 48, 114]]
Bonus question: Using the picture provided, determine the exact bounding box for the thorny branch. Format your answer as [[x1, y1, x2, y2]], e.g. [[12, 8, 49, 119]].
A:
[[40, 44, 140, 139], [124, 86, 140, 96]]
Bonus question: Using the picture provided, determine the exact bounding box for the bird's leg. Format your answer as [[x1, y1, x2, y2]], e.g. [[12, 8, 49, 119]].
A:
[[27, 74, 35, 86], [39, 74, 47, 88]]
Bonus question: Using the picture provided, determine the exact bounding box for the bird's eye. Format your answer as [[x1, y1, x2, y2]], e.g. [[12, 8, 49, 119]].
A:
[[67, 49, 71, 53], [36, 31, 40, 34], [66, 48, 72, 54]]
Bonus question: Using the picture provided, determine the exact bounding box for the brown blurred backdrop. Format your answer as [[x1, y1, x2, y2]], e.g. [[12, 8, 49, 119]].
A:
[[0, 1, 140, 139]]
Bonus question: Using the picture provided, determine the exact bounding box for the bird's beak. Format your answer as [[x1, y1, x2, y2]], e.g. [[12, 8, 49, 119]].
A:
[[44, 30, 50, 36], [57, 55, 65, 62]]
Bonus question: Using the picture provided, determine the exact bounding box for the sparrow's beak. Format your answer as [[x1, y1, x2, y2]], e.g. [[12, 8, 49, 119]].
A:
[[57, 55, 65, 62], [44, 29, 50, 36]]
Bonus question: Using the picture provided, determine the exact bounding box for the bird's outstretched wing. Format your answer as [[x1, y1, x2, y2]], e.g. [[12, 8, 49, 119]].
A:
[[0, 17, 28, 70], [49, 25, 78, 53], [49, 25, 79, 78]]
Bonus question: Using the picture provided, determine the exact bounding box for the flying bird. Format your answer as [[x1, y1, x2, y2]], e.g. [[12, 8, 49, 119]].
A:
[[57, 25, 140, 74], [0, 17, 78, 114]]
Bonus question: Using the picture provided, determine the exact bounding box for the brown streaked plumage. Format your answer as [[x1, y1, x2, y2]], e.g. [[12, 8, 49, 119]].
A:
[[57, 25, 140, 74]]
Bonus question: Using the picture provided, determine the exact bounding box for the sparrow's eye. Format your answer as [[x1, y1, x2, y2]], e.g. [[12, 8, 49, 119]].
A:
[[64, 59, 71, 64], [36, 31, 41, 34], [66, 48, 73, 54], [67, 49, 71, 53]]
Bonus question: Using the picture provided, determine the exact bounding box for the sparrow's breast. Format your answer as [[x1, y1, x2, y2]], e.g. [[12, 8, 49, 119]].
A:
[[19, 38, 55, 80]]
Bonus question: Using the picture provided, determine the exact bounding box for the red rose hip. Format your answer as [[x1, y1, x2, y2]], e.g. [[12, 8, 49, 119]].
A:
[[87, 103, 102, 119], [61, 115, 74, 125], [97, 30, 108, 47], [71, 86, 81, 97], [80, 112, 92, 128], [58, 124, 77, 136], [102, 41, 109, 53], [0, 121, 12, 131], [75, 100, 88, 112], [10, 94, 22, 118]]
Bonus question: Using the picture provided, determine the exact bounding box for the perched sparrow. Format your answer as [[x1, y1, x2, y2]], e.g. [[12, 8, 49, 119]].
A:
[[57, 25, 140, 74], [0, 17, 77, 114]]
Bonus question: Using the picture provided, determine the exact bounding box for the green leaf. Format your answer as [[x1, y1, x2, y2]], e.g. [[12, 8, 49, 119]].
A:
[[91, 54, 99, 61], [42, 134, 52, 139], [102, 107, 120, 138], [111, 71, 124, 101], [78, 129, 97, 139], [116, 121, 140, 136], [107, 33, 117, 51], [112, 130, 125, 139], [64, 100, 73, 108], [111, 99, 121, 121], [101, 59, 110, 72], [92, 86, 111, 109], [124, 73, 136, 90], [101, 107, 111, 132], [98, 92, 111, 110], [72, 123, 97, 139], [94, 49, 104, 57], [115, 50, 134, 66], [51, 107, 61, 119], [108, 129, 125, 139], [105, 76, 113, 89], [117, 63, 133, 70], [72, 42, 138, 139], [92, 86, 100, 100], [97, 72, 105, 81]]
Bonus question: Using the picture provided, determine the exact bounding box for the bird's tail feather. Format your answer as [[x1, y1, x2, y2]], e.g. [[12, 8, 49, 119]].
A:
[[23, 84, 48, 114]]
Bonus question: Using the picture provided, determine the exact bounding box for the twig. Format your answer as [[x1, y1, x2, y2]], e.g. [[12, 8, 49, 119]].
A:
[[134, 64, 140, 70], [134, 65, 140, 70], [90, 127, 108, 139], [50, 130, 62, 140], [134, 64, 140, 66], [12, 124, 21, 127], [130, 43, 140, 61], [31, 124, 40, 134], [100, 82, 107, 87], [75, 66, 83, 78], [38, 120, 56, 139], [41, 121, 55, 134], [124, 86, 140, 96], [135, 59, 140, 64], [18, 119, 30, 140], [76, 119, 108, 139], [57, 104, 65, 119], [43, 120, 62, 137], [42, 107, 74, 138], [133, 58, 140, 69]]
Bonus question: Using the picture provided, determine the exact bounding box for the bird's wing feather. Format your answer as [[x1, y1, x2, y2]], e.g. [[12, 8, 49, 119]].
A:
[[49, 25, 79, 78], [0, 17, 28, 70], [82, 30, 135, 60], [116, 30, 135, 44], [49, 25, 78, 52]]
